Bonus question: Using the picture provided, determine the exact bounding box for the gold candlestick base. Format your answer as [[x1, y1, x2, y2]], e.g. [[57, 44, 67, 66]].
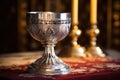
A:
[[86, 24, 105, 57], [68, 45, 86, 57], [87, 46, 105, 57], [58, 25, 86, 58]]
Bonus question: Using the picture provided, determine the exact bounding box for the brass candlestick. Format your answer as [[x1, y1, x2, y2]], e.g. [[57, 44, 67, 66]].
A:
[[58, 0, 86, 57], [68, 25, 86, 57], [58, 25, 86, 57], [58, 24, 86, 58], [86, 24, 105, 57]]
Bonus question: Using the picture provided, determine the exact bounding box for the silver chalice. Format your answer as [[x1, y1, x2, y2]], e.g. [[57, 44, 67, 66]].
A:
[[26, 12, 71, 75]]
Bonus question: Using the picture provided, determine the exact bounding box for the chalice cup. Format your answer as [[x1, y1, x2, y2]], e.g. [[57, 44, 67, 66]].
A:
[[26, 12, 71, 75]]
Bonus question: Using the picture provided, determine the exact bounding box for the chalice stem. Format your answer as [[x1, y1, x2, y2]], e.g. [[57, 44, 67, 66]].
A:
[[44, 44, 56, 58], [42, 44, 63, 65]]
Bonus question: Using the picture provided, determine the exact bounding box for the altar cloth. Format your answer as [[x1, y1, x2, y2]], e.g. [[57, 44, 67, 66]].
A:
[[0, 52, 120, 80]]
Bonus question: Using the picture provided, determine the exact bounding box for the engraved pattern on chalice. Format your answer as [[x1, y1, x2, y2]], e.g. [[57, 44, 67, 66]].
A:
[[26, 12, 71, 75]]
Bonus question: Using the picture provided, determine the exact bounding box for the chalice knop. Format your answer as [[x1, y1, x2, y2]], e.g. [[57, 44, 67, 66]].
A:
[[26, 12, 71, 75]]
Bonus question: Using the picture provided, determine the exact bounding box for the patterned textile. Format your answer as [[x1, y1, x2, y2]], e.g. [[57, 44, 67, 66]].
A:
[[0, 57, 120, 80]]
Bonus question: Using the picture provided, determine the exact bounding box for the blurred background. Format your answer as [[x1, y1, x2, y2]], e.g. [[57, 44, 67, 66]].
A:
[[0, 0, 120, 54]]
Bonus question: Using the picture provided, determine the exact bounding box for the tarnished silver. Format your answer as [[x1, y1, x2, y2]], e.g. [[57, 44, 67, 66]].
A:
[[26, 12, 71, 75]]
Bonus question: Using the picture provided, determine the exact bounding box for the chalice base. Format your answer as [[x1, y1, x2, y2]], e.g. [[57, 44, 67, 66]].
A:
[[26, 56, 70, 75], [87, 46, 105, 57]]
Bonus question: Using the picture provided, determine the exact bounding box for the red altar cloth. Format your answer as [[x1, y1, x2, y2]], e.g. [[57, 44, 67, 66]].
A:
[[0, 57, 120, 80]]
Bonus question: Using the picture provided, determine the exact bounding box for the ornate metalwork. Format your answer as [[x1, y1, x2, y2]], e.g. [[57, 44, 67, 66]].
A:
[[26, 12, 71, 75]]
